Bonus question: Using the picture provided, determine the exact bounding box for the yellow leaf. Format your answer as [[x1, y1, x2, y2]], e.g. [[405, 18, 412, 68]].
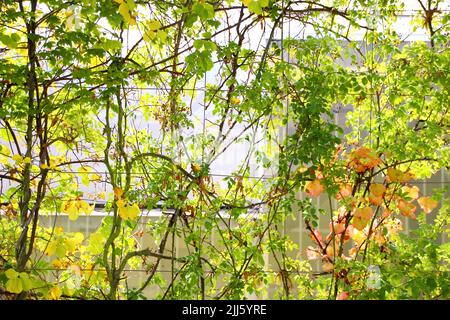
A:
[[368, 194, 383, 206], [66, 203, 79, 221], [0, 144, 11, 156], [126, 0, 136, 11], [192, 163, 201, 173], [12, 154, 23, 163], [23, 157, 31, 164], [143, 31, 153, 42], [55, 243, 67, 258], [156, 29, 167, 42], [81, 174, 90, 186], [73, 232, 84, 244], [65, 238, 76, 253], [128, 203, 140, 219], [79, 200, 94, 215], [369, 183, 386, 197], [5, 268, 18, 279], [352, 207, 373, 231], [62, 199, 93, 221], [6, 278, 23, 294], [118, 2, 136, 25], [148, 20, 161, 31], [230, 97, 241, 105], [88, 233, 105, 255], [52, 259, 63, 269], [118, 201, 140, 220], [352, 228, 366, 246], [48, 286, 62, 300], [66, 11, 74, 30], [45, 241, 58, 256], [90, 173, 102, 182], [402, 185, 420, 200], [387, 168, 414, 183]]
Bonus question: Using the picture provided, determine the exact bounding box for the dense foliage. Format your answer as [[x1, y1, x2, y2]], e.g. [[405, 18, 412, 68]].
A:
[[0, 0, 449, 300]]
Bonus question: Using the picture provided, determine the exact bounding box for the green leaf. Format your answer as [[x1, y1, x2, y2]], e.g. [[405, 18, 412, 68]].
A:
[[5, 268, 18, 279], [81, 173, 90, 186], [20, 273, 32, 291], [247, 1, 262, 15], [260, 0, 269, 7], [126, 0, 136, 11], [0, 34, 17, 48], [55, 243, 67, 258], [6, 278, 22, 294]]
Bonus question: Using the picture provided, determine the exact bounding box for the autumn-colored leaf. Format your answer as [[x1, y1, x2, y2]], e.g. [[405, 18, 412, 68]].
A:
[[305, 179, 324, 197], [306, 246, 321, 260], [309, 228, 324, 246], [61, 199, 94, 221], [337, 291, 349, 300], [336, 183, 352, 200], [326, 245, 335, 258], [417, 196, 438, 214], [352, 228, 367, 246], [368, 194, 383, 206], [397, 199, 416, 219], [369, 183, 386, 197], [387, 168, 414, 183], [348, 147, 381, 173], [402, 185, 420, 200], [330, 221, 345, 234], [322, 262, 334, 272], [6, 277, 22, 294], [114, 187, 124, 199], [382, 208, 392, 218], [230, 97, 241, 105], [352, 207, 373, 231], [118, 200, 140, 220], [48, 286, 62, 300]]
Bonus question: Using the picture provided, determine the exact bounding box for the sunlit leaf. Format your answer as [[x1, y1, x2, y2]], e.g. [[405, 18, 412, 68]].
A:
[[417, 196, 438, 214]]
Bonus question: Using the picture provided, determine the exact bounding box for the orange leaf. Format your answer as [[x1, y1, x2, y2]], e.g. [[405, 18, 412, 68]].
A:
[[305, 179, 324, 197], [397, 199, 416, 219], [113, 187, 124, 199], [306, 246, 321, 260], [417, 196, 438, 214], [330, 221, 345, 235], [348, 147, 381, 173], [382, 208, 392, 218], [352, 207, 373, 231], [309, 228, 324, 245], [387, 168, 414, 183], [369, 194, 383, 206], [337, 291, 349, 300], [322, 262, 334, 272], [369, 183, 386, 197], [336, 184, 352, 200]]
